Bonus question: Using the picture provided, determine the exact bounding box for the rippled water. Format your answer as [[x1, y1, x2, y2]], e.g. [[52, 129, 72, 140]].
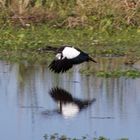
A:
[[0, 59, 140, 140]]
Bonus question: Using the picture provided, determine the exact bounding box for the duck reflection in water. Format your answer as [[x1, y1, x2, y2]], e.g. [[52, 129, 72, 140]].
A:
[[47, 87, 96, 118]]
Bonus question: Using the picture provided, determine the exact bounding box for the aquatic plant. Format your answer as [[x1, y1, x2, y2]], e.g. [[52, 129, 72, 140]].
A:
[[96, 70, 140, 79], [43, 133, 128, 140]]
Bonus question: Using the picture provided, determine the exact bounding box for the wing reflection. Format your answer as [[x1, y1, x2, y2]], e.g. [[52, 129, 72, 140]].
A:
[[48, 87, 96, 118]]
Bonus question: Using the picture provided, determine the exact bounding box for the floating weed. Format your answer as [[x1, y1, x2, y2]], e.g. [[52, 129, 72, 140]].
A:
[[99, 137, 109, 140], [118, 138, 129, 140], [43, 134, 128, 140]]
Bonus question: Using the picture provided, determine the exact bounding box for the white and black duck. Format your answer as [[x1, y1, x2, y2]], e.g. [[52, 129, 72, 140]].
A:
[[49, 45, 97, 73]]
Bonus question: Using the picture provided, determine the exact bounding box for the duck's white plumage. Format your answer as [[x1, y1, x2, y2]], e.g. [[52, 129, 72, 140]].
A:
[[62, 47, 80, 59]]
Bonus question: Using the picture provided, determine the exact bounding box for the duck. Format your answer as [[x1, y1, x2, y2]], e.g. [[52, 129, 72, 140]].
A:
[[49, 87, 96, 118], [49, 45, 97, 73]]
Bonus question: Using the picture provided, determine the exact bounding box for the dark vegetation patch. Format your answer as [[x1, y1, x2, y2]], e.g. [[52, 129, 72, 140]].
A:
[[43, 133, 128, 140]]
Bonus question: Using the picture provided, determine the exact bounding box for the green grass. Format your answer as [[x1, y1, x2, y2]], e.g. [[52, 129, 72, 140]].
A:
[[0, 25, 140, 63]]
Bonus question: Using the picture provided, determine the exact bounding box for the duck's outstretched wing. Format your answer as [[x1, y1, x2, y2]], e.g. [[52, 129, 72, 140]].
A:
[[49, 87, 96, 109], [49, 58, 73, 73], [49, 87, 73, 102]]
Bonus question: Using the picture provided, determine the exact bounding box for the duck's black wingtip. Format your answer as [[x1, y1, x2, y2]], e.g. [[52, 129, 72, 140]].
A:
[[49, 59, 73, 73], [48, 60, 62, 73]]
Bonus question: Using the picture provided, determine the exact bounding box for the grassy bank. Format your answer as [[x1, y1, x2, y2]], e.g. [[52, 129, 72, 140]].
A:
[[0, 0, 140, 65], [0, 0, 140, 62], [0, 25, 140, 63]]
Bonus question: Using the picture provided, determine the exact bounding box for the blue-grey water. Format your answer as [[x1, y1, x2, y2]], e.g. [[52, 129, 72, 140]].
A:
[[0, 60, 140, 140]]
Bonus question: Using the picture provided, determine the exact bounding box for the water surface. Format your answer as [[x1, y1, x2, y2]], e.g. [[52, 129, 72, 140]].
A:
[[0, 59, 140, 140]]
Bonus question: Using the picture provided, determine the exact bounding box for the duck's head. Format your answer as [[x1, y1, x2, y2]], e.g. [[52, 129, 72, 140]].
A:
[[55, 53, 63, 60]]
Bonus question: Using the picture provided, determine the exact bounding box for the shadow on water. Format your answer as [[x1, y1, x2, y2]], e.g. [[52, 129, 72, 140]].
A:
[[42, 87, 96, 118], [0, 57, 140, 140]]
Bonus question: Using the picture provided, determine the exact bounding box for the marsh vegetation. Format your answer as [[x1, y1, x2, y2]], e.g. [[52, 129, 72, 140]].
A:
[[0, 0, 140, 64]]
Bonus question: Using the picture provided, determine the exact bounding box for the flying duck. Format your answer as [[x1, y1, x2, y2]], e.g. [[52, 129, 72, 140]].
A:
[[49, 46, 97, 73]]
